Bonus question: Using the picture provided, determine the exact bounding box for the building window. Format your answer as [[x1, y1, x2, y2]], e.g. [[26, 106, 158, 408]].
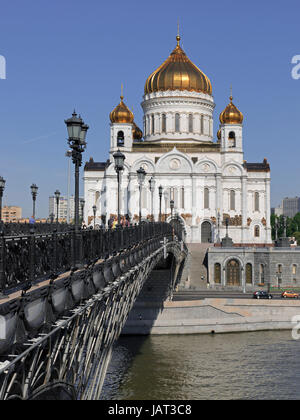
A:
[[204, 188, 209, 209], [162, 114, 166, 133], [151, 114, 155, 135], [228, 131, 236, 148], [141, 187, 148, 209], [180, 187, 185, 209], [254, 225, 260, 237], [260, 264, 265, 284], [214, 263, 221, 284], [246, 263, 252, 284], [188, 114, 193, 133], [255, 192, 259, 212], [230, 190, 235, 211], [278, 264, 282, 274], [175, 113, 180, 132], [200, 115, 204, 134], [117, 131, 124, 146], [292, 264, 297, 275]]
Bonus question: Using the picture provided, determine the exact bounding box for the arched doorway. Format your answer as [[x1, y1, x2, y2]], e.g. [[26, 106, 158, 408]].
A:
[[201, 221, 212, 243], [226, 259, 240, 286]]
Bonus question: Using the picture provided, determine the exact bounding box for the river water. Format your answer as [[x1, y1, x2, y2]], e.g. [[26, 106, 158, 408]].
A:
[[101, 331, 300, 400]]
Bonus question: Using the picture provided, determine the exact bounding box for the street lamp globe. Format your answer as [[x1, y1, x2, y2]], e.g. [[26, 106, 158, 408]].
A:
[[137, 167, 146, 185], [0, 176, 5, 190], [113, 149, 126, 171], [65, 110, 83, 140], [31, 183, 38, 197], [149, 177, 156, 192]]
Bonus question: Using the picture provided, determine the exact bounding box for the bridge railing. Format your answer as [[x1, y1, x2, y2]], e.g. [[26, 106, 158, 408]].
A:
[[0, 222, 173, 295], [0, 222, 70, 236]]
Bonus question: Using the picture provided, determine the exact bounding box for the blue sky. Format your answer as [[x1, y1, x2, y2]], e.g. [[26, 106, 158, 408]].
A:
[[0, 0, 299, 217]]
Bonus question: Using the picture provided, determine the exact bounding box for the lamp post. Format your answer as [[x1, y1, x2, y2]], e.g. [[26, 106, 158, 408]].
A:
[[0, 176, 6, 224], [92, 205, 96, 229], [65, 110, 89, 267], [217, 210, 220, 243], [163, 190, 168, 221], [158, 185, 163, 222], [113, 149, 125, 226], [54, 189, 60, 224], [65, 110, 89, 232], [50, 213, 54, 224], [170, 199, 174, 219], [80, 199, 85, 225], [149, 177, 156, 221], [137, 167, 146, 223], [30, 184, 38, 219], [65, 149, 72, 224]]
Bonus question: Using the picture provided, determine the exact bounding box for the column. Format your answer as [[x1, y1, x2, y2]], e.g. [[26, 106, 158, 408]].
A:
[[241, 176, 247, 243]]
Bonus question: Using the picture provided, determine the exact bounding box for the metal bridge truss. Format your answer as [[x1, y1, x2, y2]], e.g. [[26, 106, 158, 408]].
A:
[[0, 237, 186, 400]]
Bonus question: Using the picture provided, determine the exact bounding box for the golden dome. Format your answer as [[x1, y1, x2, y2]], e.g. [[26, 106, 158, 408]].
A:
[[110, 95, 134, 124], [144, 35, 212, 95], [217, 129, 221, 141], [132, 122, 143, 140], [219, 96, 243, 125]]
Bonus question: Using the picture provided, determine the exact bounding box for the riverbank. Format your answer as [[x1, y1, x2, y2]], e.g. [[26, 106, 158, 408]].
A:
[[122, 298, 300, 335]]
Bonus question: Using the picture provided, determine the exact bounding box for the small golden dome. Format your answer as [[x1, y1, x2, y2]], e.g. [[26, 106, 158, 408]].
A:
[[110, 95, 134, 124], [217, 129, 221, 141], [144, 35, 212, 95], [132, 122, 143, 140], [219, 96, 243, 125]]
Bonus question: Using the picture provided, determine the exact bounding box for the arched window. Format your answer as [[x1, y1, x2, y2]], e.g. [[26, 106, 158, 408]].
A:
[[292, 264, 297, 276], [246, 263, 252, 284], [254, 225, 260, 237], [162, 114, 166, 133], [230, 190, 235, 211], [180, 187, 185, 209], [228, 131, 236, 148], [204, 188, 209, 209], [188, 114, 193, 133], [117, 131, 124, 146], [254, 192, 259, 211], [151, 114, 155, 135], [200, 115, 204, 134], [214, 263, 221, 284], [175, 113, 180, 132], [141, 187, 148, 209], [278, 264, 282, 273]]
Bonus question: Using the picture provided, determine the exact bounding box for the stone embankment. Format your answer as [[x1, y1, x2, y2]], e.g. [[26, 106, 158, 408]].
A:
[[123, 298, 300, 335]]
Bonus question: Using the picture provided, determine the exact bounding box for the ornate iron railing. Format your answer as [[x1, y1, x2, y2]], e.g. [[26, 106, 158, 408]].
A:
[[0, 222, 71, 236], [0, 223, 172, 295]]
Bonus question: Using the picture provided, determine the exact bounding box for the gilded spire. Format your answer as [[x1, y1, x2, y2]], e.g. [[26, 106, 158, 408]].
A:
[[120, 83, 124, 101], [176, 20, 180, 46]]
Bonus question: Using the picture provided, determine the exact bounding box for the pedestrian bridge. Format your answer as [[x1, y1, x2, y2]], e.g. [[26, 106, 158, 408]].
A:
[[0, 222, 187, 400]]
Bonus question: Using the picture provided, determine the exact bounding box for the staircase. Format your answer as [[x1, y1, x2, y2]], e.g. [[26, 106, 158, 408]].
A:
[[182, 243, 214, 290]]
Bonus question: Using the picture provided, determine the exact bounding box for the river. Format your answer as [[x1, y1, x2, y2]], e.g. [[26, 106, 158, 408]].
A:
[[101, 331, 300, 400]]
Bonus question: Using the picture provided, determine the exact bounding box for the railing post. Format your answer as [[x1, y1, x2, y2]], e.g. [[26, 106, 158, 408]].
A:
[[29, 227, 35, 284], [0, 231, 6, 298]]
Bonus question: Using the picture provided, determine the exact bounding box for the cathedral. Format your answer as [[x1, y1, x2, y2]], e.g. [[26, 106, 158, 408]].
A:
[[84, 34, 272, 245]]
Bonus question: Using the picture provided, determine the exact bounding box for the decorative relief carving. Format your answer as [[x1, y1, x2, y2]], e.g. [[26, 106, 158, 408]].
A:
[[140, 163, 148, 171], [169, 158, 181, 170], [222, 214, 242, 226], [261, 217, 266, 226], [247, 217, 252, 226]]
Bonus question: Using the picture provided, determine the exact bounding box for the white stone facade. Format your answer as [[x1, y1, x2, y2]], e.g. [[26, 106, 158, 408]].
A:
[[84, 81, 271, 246]]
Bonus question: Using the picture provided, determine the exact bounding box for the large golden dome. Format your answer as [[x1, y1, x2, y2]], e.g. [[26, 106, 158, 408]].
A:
[[110, 95, 134, 124], [144, 35, 212, 95], [219, 96, 243, 125]]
